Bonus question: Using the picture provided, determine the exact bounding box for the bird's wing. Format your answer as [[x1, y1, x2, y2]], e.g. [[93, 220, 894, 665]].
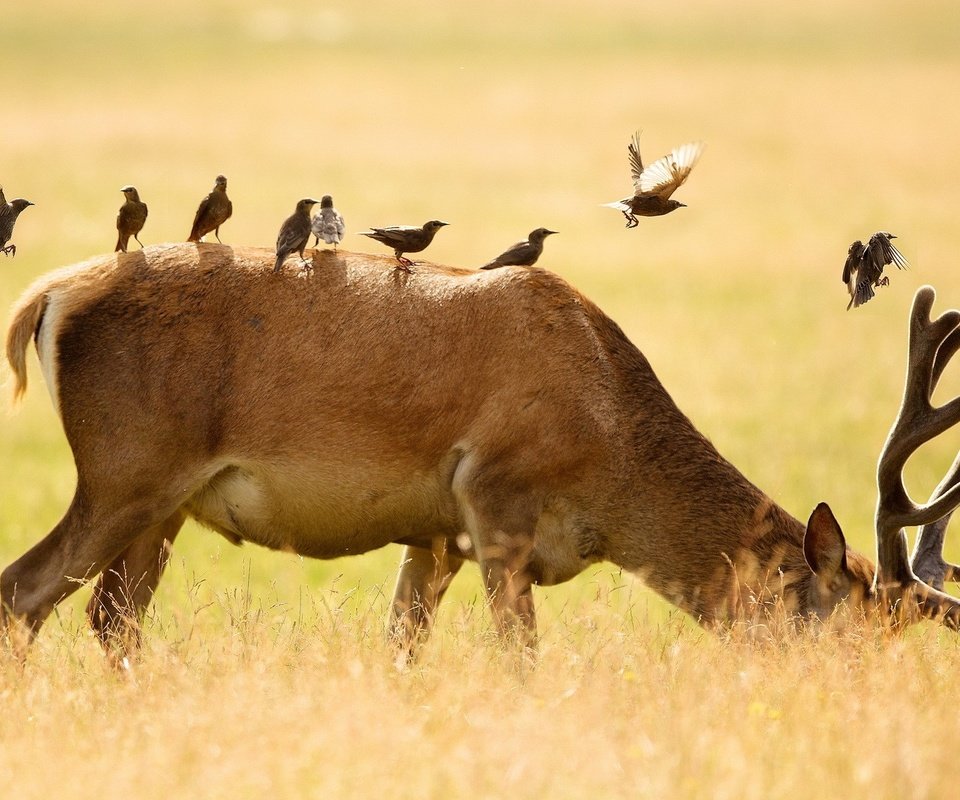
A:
[[368, 226, 416, 246], [852, 278, 876, 309], [869, 232, 909, 270], [225, 198, 233, 220], [628, 131, 645, 192], [0, 186, 6, 207], [485, 240, 530, 268], [335, 211, 345, 237], [638, 141, 705, 199], [190, 197, 209, 238], [842, 241, 864, 292]]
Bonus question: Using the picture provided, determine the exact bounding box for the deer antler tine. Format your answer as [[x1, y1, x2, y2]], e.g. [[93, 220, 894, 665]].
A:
[[932, 324, 960, 392]]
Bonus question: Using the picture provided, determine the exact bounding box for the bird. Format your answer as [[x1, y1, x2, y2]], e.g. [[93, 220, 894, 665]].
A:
[[188, 174, 232, 243], [480, 228, 557, 270], [274, 198, 321, 273], [115, 186, 148, 253], [311, 195, 345, 250], [0, 186, 34, 257], [842, 231, 909, 310], [358, 220, 449, 272], [603, 131, 705, 227]]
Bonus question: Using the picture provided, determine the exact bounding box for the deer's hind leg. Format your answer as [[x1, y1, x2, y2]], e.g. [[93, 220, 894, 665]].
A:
[[87, 509, 186, 654], [0, 485, 187, 657], [390, 539, 465, 655]]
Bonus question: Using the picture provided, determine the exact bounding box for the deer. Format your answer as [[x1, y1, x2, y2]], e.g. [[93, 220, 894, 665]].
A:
[[2, 243, 959, 659]]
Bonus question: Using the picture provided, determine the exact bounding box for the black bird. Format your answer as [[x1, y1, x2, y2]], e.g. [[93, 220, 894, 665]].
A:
[[603, 131, 705, 227], [188, 174, 232, 243], [115, 186, 148, 253], [275, 198, 320, 273], [842, 231, 908, 310], [358, 220, 449, 272], [311, 195, 345, 250], [0, 186, 34, 257], [480, 228, 557, 270]]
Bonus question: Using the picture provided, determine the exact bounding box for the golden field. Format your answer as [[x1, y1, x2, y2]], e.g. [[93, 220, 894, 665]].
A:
[[2, 1, 960, 797]]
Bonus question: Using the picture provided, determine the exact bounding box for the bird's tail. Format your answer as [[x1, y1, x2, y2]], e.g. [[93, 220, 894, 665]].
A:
[[479, 262, 499, 270], [853, 280, 876, 309], [601, 201, 629, 211], [115, 234, 127, 253], [273, 253, 286, 273]]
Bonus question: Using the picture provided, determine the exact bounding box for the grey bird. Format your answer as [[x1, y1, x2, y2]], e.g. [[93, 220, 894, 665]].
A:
[[188, 174, 233, 243], [311, 195, 345, 250], [480, 227, 557, 270], [274, 198, 320, 273], [603, 131, 705, 227], [0, 186, 34, 257], [115, 186, 148, 253], [843, 231, 909, 310], [358, 220, 449, 272]]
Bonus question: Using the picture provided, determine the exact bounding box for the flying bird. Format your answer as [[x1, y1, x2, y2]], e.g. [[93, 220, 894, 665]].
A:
[[843, 231, 909, 310], [115, 186, 148, 253], [311, 195, 345, 250], [0, 187, 34, 257], [274, 198, 320, 273], [603, 131, 705, 228], [188, 174, 232, 243], [480, 227, 557, 270], [358, 220, 449, 272]]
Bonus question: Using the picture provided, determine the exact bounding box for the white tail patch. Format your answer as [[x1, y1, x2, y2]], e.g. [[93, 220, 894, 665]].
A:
[[36, 291, 64, 419]]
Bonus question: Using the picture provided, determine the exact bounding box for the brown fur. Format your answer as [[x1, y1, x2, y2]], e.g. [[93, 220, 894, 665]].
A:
[[2, 243, 875, 654]]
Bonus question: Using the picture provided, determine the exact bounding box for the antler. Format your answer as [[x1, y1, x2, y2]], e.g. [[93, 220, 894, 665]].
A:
[[875, 286, 960, 626]]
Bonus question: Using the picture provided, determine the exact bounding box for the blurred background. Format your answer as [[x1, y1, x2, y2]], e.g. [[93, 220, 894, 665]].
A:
[[3, 0, 960, 637]]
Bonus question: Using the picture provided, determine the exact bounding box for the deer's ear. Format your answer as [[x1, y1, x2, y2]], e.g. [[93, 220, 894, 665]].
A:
[[804, 502, 849, 579]]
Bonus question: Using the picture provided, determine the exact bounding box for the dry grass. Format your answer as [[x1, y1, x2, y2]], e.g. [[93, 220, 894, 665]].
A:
[[3, 0, 960, 796]]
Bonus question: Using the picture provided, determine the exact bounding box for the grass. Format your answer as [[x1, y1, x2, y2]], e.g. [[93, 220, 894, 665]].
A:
[[3, 0, 960, 796]]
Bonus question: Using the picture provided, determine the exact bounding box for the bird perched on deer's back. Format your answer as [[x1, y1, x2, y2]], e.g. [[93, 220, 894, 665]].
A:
[[188, 174, 232, 243], [311, 195, 345, 250], [603, 131, 705, 228], [480, 228, 557, 270], [358, 220, 449, 273], [843, 231, 908, 310], [115, 186, 148, 253], [0, 186, 34, 257], [274, 198, 320, 273]]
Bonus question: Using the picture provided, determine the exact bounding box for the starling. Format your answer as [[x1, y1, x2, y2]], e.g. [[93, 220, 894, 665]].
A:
[[480, 228, 557, 270], [188, 174, 233, 243], [274, 198, 320, 273], [115, 186, 148, 253], [311, 195, 345, 250], [843, 231, 908, 310], [0, 186, 34, 257], [603, 131, 705, 227], [358, 220, 449, 272]]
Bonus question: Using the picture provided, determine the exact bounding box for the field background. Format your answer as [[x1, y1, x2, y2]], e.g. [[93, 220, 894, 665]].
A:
[[3, 1, 960, 797]]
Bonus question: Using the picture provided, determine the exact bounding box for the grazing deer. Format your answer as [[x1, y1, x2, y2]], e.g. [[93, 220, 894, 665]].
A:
[[1, 244, 954, 657]]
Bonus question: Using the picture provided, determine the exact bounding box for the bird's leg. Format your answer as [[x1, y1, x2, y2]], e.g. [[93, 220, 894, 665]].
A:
[[878, 277, 890, 287], [1, 244, 15, 257], [313, 235, 319, 248], [621, 211, 638, 229], [215, 229, 222, 244], [394, 253, 414, 273], [134, 235, 144, 249]]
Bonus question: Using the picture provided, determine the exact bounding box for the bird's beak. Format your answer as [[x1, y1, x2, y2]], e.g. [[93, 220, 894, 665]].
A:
[[440, 222, 450, 227], [677, 202, 687, 208], [546, 230, 558, 235], [26, 201, 34, 207], [889, 234, 897, 239]]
